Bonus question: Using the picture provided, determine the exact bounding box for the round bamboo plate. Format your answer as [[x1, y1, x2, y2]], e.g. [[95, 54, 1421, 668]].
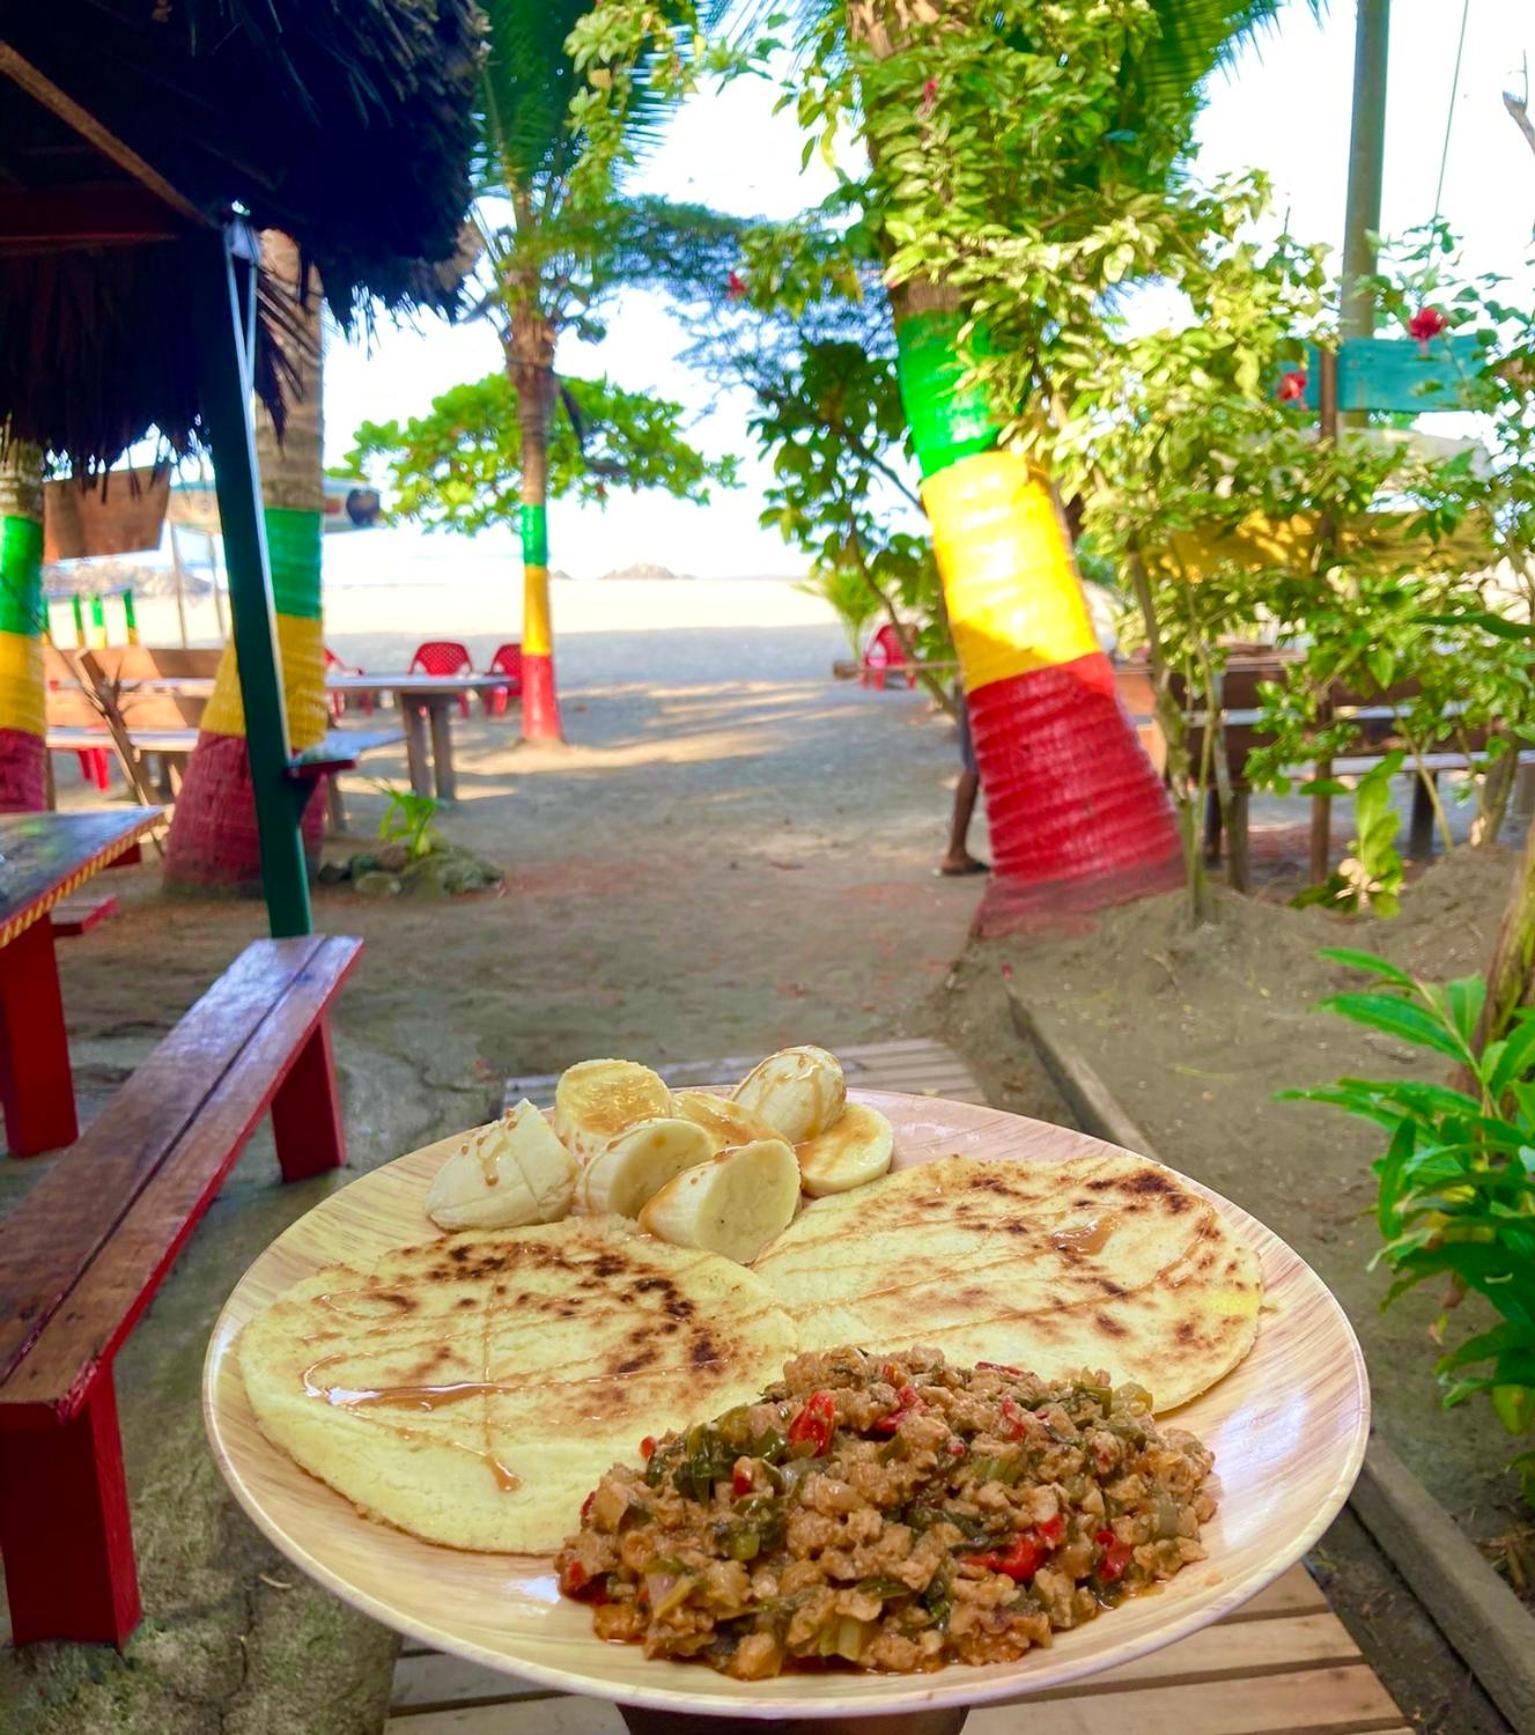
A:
[[203, 1091, 1369, 1722]]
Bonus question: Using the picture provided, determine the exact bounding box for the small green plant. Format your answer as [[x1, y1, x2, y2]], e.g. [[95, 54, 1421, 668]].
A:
[[1282, 951, 1535, 1499], [372, 782, 442, 861], [1292, 754, 1406, 917], [795, 562, 882, 662]]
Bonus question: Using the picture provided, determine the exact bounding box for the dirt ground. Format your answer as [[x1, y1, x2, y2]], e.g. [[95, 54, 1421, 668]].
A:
[[7, 602, 1527, 1731], [1, 624, 984, 1733], [939, 844, 1528, 1550]]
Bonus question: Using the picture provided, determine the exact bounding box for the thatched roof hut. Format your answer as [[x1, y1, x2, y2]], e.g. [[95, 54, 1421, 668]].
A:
[[0, 0, 480, 469]]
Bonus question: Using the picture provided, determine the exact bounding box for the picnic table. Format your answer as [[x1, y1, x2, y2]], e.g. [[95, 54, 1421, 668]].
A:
[[0, 808, 163, 1157], [326, 673, 510, 801]]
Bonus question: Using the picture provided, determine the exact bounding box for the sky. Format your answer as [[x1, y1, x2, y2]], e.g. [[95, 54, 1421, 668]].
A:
[[324, 0, 1535, 582]]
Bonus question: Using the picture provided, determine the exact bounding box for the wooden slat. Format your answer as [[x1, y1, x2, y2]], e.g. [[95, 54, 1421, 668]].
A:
[[1224, 1564, 1329, 1621], [1, 938, 362, 1421], [1024, 1613, 1359, 1697], [969, 1665, 1403, 1733], [0, 935, 327, 1385], [503, 1039, 987, 1114]]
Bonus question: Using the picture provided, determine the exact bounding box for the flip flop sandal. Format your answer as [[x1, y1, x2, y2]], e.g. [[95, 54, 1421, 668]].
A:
[[937, 860, 991, 878]]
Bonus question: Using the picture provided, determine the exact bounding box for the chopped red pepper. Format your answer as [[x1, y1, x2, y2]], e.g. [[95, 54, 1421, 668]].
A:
[[559, 1558, 591, 1596], [579, 1489, 596, 1523], [946, 1438, 967, 1457], [966, 1530, 1045, 1582], [731, 1464, 753, 1497], [1036, 1513, 1065, 1548], [1095, 1527, 1133, 1583], [999, 1395, 1029, 1440], [787, 1390, 837, 1455], [872, 1383, 926, 1434], [976, 1360, 1022, 1376], [639, 1435, 656, 1460]]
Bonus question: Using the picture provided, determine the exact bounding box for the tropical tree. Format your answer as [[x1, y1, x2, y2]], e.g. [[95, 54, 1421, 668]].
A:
[[164, 233, 331, 892], [0, 436, 47, 811], [580, 0, 1318, 919], [420, 2, 740, 741]]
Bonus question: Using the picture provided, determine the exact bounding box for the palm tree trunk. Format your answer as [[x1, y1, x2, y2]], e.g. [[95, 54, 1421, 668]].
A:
[[892, 294, 1180, 929], [0, 440, 47, 812], [165, 233, 329, 891], [510, 312, 563, 743]]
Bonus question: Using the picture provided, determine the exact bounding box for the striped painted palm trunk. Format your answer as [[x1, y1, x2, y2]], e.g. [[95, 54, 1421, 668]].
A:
[[164, 235, 328, 891], [896, 312, 1180, 925], [520, 501, 561, 742], [0, 445, 46, 812]]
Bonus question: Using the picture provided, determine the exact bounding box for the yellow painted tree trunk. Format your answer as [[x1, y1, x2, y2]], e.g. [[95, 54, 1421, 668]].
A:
[[165, 233, 330, 890], [0, 439, 46, 811]]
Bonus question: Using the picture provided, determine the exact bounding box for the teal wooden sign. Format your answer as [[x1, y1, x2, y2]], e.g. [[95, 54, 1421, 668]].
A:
[[1290, 334, 1487, 414]]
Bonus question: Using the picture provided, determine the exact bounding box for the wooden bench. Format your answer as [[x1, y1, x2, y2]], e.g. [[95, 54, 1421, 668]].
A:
[[0, 933, 362, 1647]]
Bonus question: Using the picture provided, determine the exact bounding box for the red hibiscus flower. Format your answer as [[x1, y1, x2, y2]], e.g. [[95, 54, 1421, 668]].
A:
[[919, 77, 938, 114], [1277, 369, 1308, 403], [1407, 306, 1448, 348], [726, 271, 747, 302]]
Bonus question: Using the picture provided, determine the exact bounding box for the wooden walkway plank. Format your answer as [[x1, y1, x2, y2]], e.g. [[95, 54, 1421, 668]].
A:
[[969, 1665, 1404, 1732]]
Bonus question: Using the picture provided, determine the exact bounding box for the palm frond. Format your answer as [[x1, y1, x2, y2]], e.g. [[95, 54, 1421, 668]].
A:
[[1141, 0, 1328, 101]]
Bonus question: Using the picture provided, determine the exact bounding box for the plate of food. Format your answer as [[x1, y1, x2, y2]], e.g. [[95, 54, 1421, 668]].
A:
[[202, 1047, 1369, 1721]]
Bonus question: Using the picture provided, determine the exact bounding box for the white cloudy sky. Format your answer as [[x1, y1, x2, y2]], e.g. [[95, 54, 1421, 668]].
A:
[[324, 0, 1535, 579]]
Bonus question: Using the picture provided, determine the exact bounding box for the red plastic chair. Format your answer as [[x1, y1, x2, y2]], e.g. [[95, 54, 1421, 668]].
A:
[[861, 623, 918, 691], [324, 646, 373, 722], [408, 640, 473, 718], [482, 642, 524, 716], [76, 748, 111, 790]]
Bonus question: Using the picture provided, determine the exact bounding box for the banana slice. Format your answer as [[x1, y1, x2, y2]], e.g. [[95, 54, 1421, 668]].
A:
[[425, 1100, 578, 1231], [554, 1058, 673, 1160], [672, 1089, 776, 1154], [578, 1116, 713, 1217], [638, 1138, 801, 1265], [795, 1101, 895, 1197], [733, 1045, 846, 1144]]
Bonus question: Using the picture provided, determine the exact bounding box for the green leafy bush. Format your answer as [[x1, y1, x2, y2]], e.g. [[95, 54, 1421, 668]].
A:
[[1283, 951, 1535, 1498], [373, 783, 442, 861], [1291, 755, 1406, 917]]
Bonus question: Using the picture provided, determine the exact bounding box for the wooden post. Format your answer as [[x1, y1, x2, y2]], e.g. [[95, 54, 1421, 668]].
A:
[[0, 1373, 139, 1645], [1342, 1, 1390, 350], [189, 226, 311, 939], [0, 916, 78, 1156], [1408, 772, 1438, 858], [271, 1019, 346, 1181]]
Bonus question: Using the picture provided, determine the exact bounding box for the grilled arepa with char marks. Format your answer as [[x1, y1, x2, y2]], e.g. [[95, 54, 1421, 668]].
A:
[[239, 1218, 795, 1552]]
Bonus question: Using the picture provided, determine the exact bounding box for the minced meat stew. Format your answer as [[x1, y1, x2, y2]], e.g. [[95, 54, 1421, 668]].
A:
[[555, 1346, 1216, 1676]]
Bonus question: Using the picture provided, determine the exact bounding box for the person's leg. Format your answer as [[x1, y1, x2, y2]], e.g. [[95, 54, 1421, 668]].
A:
[[942, 769, 988, 873]]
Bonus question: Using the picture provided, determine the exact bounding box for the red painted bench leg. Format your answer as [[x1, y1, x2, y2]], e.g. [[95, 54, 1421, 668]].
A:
[[0, 1372, 140, 1646], [271, 1017, 346, 1181], [0, 915, 79, 1157]]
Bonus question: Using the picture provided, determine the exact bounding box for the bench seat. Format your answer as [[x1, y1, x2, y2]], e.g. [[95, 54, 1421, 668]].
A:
[[0, 933, 361, 1646]]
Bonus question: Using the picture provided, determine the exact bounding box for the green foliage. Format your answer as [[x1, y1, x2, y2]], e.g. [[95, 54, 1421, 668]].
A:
[[1283, 952, 1535, 1501], [346, 372, 735, 534], [753, 337, 949, 670], [1292, 755, 1405, 918], [373, 783, 442, 861], [795, 563, 880, 661]]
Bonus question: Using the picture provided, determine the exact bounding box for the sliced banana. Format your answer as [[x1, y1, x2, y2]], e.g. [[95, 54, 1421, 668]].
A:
[[795, 1100, 895, 1197], [554, 1058, 673, 1160], [578, 1116, 713, 1218], [425, 1100, 578, 1231], [672, 1089, 776, 1154], [733, 1045, 846, 1144], [638, 1138, 801, 1265]]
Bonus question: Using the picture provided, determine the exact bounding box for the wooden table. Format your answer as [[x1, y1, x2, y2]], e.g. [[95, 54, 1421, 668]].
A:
[[0, 809, 163, 1157], [325, 675, 511, 802]]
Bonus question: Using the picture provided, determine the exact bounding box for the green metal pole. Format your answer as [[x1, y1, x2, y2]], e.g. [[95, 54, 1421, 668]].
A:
[[1341, 0, 1390, 346], [190, 226, 312, 938]]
